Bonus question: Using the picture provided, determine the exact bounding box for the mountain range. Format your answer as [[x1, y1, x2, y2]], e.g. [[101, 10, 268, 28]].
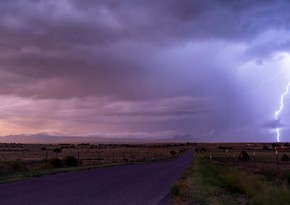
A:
[[0, 134, 196, 144]]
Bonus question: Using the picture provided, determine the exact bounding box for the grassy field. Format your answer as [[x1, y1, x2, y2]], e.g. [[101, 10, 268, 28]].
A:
[[173, 143, 290, 205], [0, 142, 192, 182]]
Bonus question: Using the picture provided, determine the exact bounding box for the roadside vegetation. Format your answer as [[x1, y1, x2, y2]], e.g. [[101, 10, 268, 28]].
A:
[[0, 142, 192, 183], [0, 156, 81, 182], [172, 143, 290, 205]]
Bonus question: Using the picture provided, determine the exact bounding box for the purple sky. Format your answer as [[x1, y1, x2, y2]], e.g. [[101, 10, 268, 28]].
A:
[[1, 0, 290, 142]]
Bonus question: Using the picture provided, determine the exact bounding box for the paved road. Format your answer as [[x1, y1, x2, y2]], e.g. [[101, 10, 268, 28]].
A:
[[0, 150, 193, 205]]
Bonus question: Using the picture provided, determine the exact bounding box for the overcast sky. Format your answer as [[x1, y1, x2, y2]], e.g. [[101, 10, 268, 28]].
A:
[[1, 0, 290, 142]]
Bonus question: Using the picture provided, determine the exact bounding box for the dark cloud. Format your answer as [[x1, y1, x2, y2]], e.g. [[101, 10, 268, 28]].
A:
[[262, 119, 286, 128], [1, 1, 290, 46], [0, 0, 289, 141]]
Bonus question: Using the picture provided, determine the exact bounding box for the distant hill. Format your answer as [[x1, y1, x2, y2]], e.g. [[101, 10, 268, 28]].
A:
[[173, 134, 196, 142], [0, 134, 87, 144], [0, 134, 196, 144]]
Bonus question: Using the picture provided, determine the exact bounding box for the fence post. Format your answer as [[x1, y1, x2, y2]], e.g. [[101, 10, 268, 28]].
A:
[[233, 155, 236, 166], [276, 150, 280, 177], [112, 151, 115, 163], [46, 151, 48, 168], [226, 149, 229, 164], [78, 151, 80, 166], [253, 152, 256, 168], [98, 151, 101, 164]]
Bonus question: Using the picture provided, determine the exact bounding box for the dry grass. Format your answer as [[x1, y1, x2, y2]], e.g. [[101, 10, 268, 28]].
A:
[[0, 142, 192, 182], [197, 143, 290, 178], [173, 143, 290, 205]]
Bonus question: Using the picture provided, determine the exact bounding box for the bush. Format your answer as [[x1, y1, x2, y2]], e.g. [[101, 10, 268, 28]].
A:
[[49, 158, 62, 168], [238, 151, 250, 161], [169, 150, 177, 156], [281, 154, 290, 161], [0, 160, 28, 175], [69, 144, 76, 149], [170, 184, 180, 197], [219, 172, 245, 193], [272, 143, 281, 149], [53, 148, 62, 154], [256, 168, 277, 180], [9, 159, 28, 172], [0, 163, 10, 175], [282, 172, 290, 184], [263, 145, 269, 150], [62, 156, 78, 167], [201, 148, 206, 152]]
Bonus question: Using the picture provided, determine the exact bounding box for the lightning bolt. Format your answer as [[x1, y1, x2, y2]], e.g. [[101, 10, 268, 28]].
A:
[[274, 80, 290, 142], [246, 60, 289, 95]]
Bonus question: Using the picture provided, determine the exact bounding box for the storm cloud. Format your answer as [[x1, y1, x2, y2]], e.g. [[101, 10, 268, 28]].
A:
[[1, 0, 290, 141]]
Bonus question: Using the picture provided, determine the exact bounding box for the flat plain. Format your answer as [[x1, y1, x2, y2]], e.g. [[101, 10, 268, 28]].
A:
[[0, 147, 194, 205], [173, 143, 290, 205], [0, 142, 193, 182]]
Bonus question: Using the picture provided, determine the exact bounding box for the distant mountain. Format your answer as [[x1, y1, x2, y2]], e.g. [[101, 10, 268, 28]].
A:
[[173, 135, 195, 142], [0, 134, 195, 144], [0, 134, 87, 144]]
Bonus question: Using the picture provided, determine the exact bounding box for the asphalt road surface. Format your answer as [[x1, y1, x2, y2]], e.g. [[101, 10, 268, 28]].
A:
[[0, 150, 193, 205]]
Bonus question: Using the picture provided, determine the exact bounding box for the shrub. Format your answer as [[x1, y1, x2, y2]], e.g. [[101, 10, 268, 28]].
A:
[[62, 156, 78, 167], [69, 144, 76, 149], [169, 150, 177, 156], [238, 151, 250, 161], [179, 149, 186, 154], [272, 143, 281, 149], [170, 184, 180, 197], [9, 159, 28, 172], [281, 154, 290, 161], [53, 148, 62, 154], [219, 172, 244, 193], [263, 145, 269, 150], [219, 145, 227, 149], [256, 168, 277, 180], [49, 158, 62, 168], [0, 163, 10, 175], [282, 172, 290, 184], [0, 160, 28, 175]]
